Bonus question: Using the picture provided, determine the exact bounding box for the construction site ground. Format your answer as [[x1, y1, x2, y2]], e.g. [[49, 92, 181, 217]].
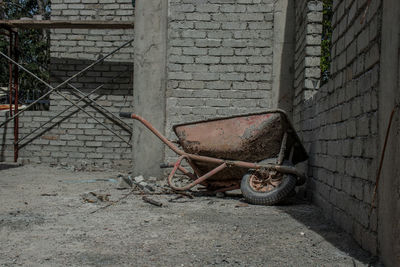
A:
[[0, 163, 379, 266]]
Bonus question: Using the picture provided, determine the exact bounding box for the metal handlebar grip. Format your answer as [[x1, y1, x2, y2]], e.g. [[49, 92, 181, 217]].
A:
[[160, 163, 171, 169], [119, 112, 132, 118]]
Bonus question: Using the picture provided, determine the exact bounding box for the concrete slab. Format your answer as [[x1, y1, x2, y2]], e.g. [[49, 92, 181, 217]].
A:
[[0, 164, 379, 266]]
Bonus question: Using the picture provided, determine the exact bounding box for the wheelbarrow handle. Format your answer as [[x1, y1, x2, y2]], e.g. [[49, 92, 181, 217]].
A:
[[119, 112, 132, 119], [118, 112, 186, 156]]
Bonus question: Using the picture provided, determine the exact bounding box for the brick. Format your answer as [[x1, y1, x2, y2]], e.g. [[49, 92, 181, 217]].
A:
[[179, 81, 205, 89], [186, 13, 211, 21], [221, 56, 247, 64], [182, 48, 207, 56], [195, 22, 220, 30], [221, 22, 247, 30], [220, 73, 245, 81], [195, 39, 221, 47], [206, 99, 231, 107], [195, 56, 220, 64], [169, 55, 194, 64], [248, 56, 272, 64], [68, 4, 84, 9], [169, 72, 192, 80], [84, 129, 102, 136], [182, 30, 207, 38], [208, 48, 234, 56], [205, 81, 232, 90], [220, 4, 246, 13], [351, 178, 364, 201], [208, 30, 233, 39], [248, 22, 273, 30], [51, 152, 68, 157], [193, 73, 219, 81], [209, 65, 235, 72], [246, 73, 271, 81], [87, 153, 104, 159]]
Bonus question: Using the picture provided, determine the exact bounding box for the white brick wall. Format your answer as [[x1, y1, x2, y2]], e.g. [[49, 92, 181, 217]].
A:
[[50, 0, 134, 61], [166, 0, 276, 161], [293, 0, 381, 255]]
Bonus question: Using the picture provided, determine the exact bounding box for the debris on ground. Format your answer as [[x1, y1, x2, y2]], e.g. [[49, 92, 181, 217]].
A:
[[116, 175, 133, 189], [40, 193, 58, 197], [216, 192, 225, 198], [62, 178, 117, 184], [142, 196, 163, 207], [0, 164, 379, 266], [235, 202, 249, 208], [82, 192, 111, 203], [89, 190, 136, 214]]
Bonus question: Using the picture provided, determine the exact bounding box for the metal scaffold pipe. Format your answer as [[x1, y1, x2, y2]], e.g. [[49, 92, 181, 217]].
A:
[[0, 37, 134, 128], [16, 85, 103, 145]]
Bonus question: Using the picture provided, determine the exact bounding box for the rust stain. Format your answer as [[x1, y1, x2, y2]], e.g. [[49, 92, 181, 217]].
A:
[[172, 111, 307, 185], [174, 113, 281, 162]]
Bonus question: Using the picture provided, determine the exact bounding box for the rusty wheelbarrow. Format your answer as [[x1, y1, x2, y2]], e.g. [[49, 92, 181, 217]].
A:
[[120, 109, 308, 205]]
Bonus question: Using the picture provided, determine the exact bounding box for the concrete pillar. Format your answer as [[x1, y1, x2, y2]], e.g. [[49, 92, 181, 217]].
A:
[[378, 0, 400, 265], [271, 0, 295, 116], [132, 0, 168, 177]]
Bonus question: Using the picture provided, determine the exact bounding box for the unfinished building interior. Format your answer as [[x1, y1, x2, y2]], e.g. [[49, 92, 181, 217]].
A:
[[0, 0, 399, 265]]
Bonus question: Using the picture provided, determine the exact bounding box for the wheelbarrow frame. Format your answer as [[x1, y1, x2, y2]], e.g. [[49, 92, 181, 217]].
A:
[[120, 109, 307, 192]]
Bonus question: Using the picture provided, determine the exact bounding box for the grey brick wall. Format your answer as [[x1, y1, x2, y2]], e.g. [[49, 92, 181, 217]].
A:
[[293, 0, 323, 111], [1, 109, 131, 167], [166, 0, 276, 161], [0, 0, 134, 168], [293, 0, 381, 254]]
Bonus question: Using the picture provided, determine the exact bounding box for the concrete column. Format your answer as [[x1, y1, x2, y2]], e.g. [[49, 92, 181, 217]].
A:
[[378, 0, 400, 265], [132, 0, 168, 177], [271, 0, 295, 116]]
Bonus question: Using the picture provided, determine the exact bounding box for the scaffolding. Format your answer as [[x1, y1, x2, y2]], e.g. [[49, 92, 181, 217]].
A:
[[0, 19, 134, 162]]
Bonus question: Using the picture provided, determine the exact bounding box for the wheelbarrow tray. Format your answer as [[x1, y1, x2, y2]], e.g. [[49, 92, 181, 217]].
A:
[[173, 110, 308, 184]]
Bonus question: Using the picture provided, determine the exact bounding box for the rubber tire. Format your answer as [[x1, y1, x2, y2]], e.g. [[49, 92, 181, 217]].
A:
[[240, 172, 297, 205]]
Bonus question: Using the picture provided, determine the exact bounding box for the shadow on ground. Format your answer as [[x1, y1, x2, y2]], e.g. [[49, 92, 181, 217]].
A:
[[275, 196, 381, 266], [0, 162, 21, 171]]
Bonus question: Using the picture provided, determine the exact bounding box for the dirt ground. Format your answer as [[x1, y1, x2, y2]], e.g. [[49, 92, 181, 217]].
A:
[[0, 163, 380, 266]]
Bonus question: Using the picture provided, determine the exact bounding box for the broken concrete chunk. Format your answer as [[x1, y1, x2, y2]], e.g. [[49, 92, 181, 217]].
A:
[[216, 192, 225, 198], [134, 175, 144, 183], [117, 176, 132, 189]]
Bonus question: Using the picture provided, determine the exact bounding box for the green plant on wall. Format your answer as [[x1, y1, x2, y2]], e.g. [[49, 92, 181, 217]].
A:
[[321, 0, 332, 84], [0, 0, 50, 106]]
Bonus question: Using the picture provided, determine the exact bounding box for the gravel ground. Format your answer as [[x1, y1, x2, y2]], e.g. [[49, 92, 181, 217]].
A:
[[0, 163, 379, 266]]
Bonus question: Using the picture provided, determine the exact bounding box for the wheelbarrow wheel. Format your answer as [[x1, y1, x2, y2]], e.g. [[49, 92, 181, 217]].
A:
[[240, 170, 297, 206]]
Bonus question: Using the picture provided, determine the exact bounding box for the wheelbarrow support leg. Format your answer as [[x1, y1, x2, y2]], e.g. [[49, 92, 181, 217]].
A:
[[160, 161, 197, 180], [168, 156, 227, 191], [277, 132, 288, 165]]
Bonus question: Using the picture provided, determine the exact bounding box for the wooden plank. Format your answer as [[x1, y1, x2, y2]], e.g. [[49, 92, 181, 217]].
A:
[[0, 20, 134, 29]]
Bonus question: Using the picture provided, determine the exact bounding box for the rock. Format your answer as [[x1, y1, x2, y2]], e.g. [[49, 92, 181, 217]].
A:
[[81, 192, 98, 203], [235, 202, 249, 208], [144, 185, 155, 192], [134, 175, 144, 183], [139, 181, 147, 187], [148, 176, 158, 183], [117, 176, 132, 189], [216, 192, 225, 198]]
